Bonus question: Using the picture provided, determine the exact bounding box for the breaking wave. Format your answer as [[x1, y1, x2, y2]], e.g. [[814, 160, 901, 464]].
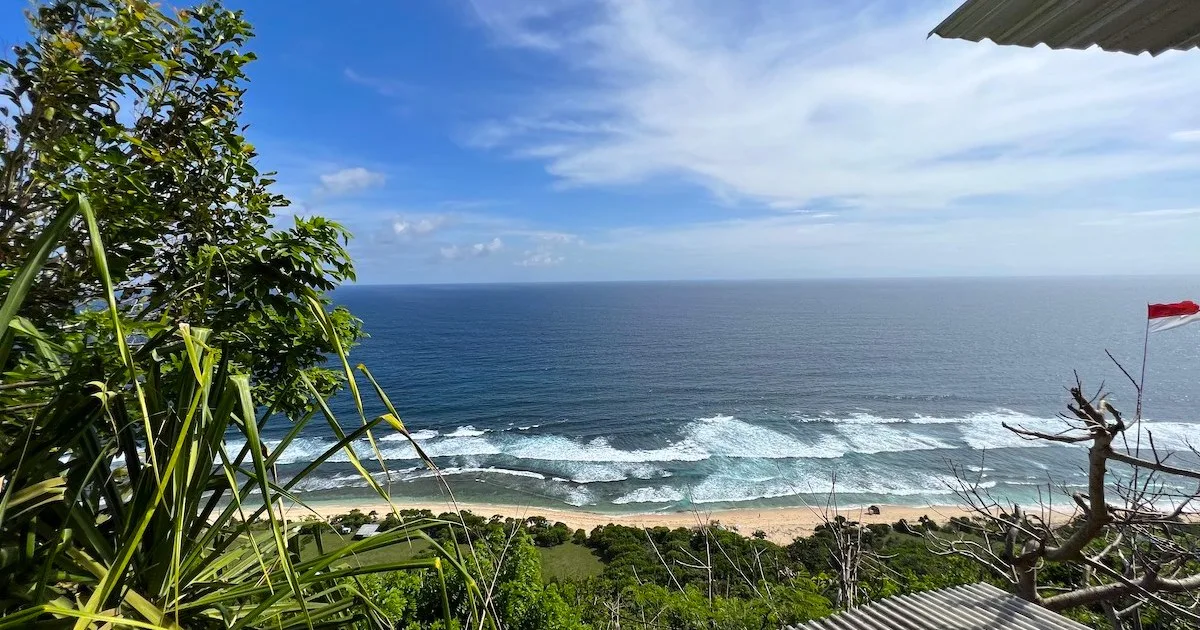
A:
[[252, 411, 1200, 468], [254, 409, 1200, 508]]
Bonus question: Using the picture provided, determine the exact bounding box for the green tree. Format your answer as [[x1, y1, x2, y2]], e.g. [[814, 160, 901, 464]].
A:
[[0, 2, 485, 628], [0, 0, 360, 428]]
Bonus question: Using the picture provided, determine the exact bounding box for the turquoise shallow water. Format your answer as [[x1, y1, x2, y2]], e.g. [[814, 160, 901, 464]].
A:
[[257, 277, 1200, 511]]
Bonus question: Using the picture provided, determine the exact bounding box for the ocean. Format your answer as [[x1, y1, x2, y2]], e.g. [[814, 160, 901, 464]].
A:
[[260, 277, 1200, 512]]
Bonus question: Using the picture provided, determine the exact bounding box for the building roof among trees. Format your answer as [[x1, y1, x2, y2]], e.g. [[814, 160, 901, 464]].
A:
[[353, 523, 381, 539], [931, 0, 1200, 56], [789, 583, 1090, 630]]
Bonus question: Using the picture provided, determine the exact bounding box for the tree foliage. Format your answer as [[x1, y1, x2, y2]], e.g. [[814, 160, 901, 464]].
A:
[[0, 0, 360, 428], [0, 2, 472, 628]]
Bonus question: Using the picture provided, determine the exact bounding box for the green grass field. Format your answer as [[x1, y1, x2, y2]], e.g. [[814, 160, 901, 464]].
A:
[[301, 531, 434, 566], [538, 543, 605, 582], [300, 531, 604, 581]]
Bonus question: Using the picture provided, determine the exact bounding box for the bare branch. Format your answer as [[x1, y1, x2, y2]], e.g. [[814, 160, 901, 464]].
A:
[[1108, 450, 1200, 482]]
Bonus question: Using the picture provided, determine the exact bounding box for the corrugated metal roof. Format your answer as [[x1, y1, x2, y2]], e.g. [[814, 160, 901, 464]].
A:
[[789, 583, 1091, 630], [931, 0, 1200, 56], [353, 523, 381, 538]]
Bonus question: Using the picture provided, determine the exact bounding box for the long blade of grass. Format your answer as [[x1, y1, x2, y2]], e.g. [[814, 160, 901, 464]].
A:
[[356, 364, 438, 470], [434, 556, 452, 629], [232, 374, 313, 630], [0, 196, 81, 527], [302, 296, 392, 484], [266, 406, 319, 468], [80, 194, 160, 479], [75, 326, 217, 626], [0, 605, 170, 630], [0, 195, 80, 338], [302, 295, 363, 418], [62, 546, 182, 630], [0, 410, 41, 527], [182, 415, 390, 582], [300, 373, 395, 507]]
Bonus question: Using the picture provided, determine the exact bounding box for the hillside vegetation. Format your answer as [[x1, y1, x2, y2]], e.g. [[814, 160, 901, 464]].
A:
[[3, 1, 1197, 629]]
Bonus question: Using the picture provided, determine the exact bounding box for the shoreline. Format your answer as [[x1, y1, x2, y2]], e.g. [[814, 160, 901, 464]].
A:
[[283, 499, 982, 544]]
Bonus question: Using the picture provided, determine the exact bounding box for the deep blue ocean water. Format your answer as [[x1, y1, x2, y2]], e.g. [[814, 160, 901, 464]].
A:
[[261, 278, 1200, 511]]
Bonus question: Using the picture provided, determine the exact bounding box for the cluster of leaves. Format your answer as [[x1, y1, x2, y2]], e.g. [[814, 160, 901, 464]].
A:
[[522, 516, 578, 548]]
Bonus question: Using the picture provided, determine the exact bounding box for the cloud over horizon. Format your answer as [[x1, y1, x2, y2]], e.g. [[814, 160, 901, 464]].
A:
[[467, 1, 1200, 212], [209, 1, 1200, 283], [440, 237, 505, 261]]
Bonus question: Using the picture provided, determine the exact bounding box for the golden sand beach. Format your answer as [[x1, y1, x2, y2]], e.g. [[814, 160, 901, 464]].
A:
[[285, 499, 981, 544]]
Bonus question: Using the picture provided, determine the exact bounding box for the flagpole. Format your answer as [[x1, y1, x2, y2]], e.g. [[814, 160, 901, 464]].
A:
[[1135, 306, 1150, 456]]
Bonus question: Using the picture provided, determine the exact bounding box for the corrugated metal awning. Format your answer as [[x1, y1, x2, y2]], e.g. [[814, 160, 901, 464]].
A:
[[931, 0, 1200, 56], [789, 583, 1091, 630]]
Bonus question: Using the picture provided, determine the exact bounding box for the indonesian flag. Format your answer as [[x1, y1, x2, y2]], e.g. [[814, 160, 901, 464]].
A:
[[1148, 301, 1200, 332]]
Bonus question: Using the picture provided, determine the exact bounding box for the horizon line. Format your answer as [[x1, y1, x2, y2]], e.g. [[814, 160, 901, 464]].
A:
[[339, 271, 1200, 289]]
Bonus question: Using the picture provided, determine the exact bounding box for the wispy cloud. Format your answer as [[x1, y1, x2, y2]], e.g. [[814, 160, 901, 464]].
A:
[[573, 208, 1200, 278], [440, 237, 504, 261], [317, 167, 387, 196], [344, 68, 420, 98], [1169, 130, 1200, 143], [510, 230, 580, 267], [467, 0, 584, 50], [393, 215, 448, 238], [467, 1, 1200, 211], [516, 250, 564, 266], [1132, 208, 1200, 217]]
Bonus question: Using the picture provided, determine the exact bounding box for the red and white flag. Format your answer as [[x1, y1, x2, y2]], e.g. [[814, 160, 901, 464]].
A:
[[1148, 301, 1200, 332]]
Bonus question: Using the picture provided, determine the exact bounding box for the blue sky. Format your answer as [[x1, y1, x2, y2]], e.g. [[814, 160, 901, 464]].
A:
[[7, 1, 1200, 284]]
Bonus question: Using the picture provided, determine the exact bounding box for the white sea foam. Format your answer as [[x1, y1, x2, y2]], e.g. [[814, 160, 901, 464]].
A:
[[256, 410, 1005, 467], [292, 468, 423, 492], [378, 429, 440, 442], [613, 486, 686, 504], [954, 411, 1062, 450], [437, 466, 547, 480], [686, 464, 978, 505], [550, 461, 670, 484], [1129, 421, 1200, 452], [443, 425, 489, 438], [684, 414, 846, 459], [253, 411, 1200, 508], [557, 485, 596, 507], [419, 437, 502, 458], [795, 410, 1001, 425], [503, 434, 708, 463], [834, 423, 955, 454]]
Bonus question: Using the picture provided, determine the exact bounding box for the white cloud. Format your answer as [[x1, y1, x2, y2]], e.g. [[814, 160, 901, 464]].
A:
[[1169, 130, 1200, 143], [468, 0, 581, 50], [344, 68, 417, 98], [508, 231, 580, 267], [318, 167, 386, 196], [1132, 208, 1200, 217], [529, 231, 580, 244], [570, 208, 1200, 279], [393, 215, 447, 238], [469, 1, 1200, 211], [440, 237, 504, 261], [517, 250, 565, 266]]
